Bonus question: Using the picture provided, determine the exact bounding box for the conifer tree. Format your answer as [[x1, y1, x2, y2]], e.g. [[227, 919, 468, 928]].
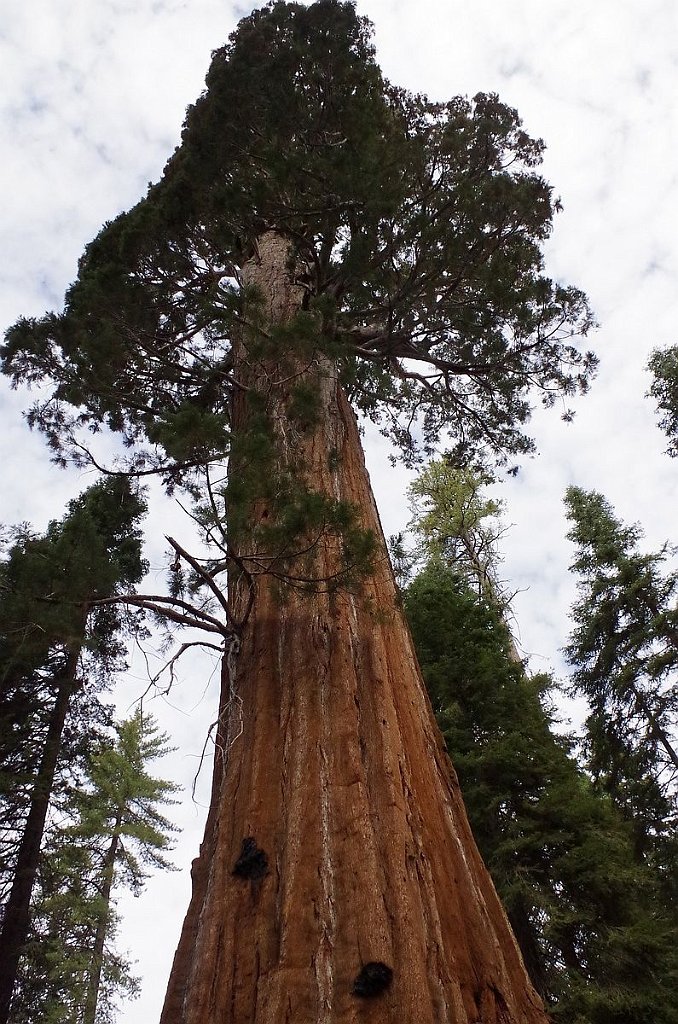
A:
[[564, 486, 678, 890], [0, 480, 147, 1024], [79, 711, 178, 1024], [406, 458, 520, 657], [10, 711, 178, 1024], [2, 3, 597, 1020], [405, 562, 678, 1024], [648, 344, 678, 456]]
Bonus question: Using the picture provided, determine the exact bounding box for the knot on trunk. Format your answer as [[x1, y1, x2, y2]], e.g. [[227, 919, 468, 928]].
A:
[[232, 837, 268, 881], [352, 961, 393, 998]]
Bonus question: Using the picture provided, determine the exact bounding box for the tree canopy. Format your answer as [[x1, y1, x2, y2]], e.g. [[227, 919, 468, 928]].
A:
[[2, 0, 596, 487], [648, 345, 678, 457], [10, 711, 178, 1024], [564, 486, 678, 886], [0, 478, 148, 898], [405, 558, 678, 1024], [0, 5, 606, 1022], [406, 457, 512, 609], [0, 479, 148, 1023]]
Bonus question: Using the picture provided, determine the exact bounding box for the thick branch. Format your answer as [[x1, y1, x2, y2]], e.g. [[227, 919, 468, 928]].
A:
[[92, 594, 228, 636]]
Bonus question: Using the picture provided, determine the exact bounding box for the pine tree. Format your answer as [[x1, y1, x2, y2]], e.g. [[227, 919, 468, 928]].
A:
[[79, 711, 178, 1024], [406, 458, 520, 658], [2, 3, 598, 1020], [405, 562, 678, 1024], [10, 711, 178, 1024], [564, 485, 678, 878], [648, 344, 678, 456], [0, 480, 147, 1023]]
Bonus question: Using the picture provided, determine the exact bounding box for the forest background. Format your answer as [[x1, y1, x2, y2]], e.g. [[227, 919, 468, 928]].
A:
[[1, 1, 677, 1021]]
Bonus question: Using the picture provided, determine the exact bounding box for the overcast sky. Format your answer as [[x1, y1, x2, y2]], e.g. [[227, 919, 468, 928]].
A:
[[2, 1, 677, 1020]]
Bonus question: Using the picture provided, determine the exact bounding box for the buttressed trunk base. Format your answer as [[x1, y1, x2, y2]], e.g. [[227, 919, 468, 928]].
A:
[[161, 234, 548, 1024]]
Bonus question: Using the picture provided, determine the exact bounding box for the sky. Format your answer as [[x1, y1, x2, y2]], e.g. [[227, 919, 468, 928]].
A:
[[1, 0, 677, 1019]]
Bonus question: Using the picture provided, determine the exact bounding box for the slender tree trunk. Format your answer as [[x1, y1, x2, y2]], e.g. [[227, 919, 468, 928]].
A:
[[83, 823, 120, 1024], [460, 534, 522, 666], [161, 233, 549, 1024], [506, 896, 549, 1004], [0, 646, 81, 1024], [629, 680, 678, 771]]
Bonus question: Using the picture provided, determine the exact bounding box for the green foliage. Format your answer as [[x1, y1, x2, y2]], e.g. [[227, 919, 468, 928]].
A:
[[247, 308, 328, 365], [564, 486, 678, 883], [0, 478, 147, 675], [146, 403, 231, 464], [407, 458, 511, 608], [11, 711, 179, 1024], [247, 483, 376, 591], [74, 711, 179, 884], [405, 563, 678, 1023], [2, 0, 595, 482], [286, 380, 322, 431], [648, 345, 678, 456], [209, 374, 376, 589], [0, 480, 148, 906], [11, 843, 140, 1024], [409, 460, 503, 553]]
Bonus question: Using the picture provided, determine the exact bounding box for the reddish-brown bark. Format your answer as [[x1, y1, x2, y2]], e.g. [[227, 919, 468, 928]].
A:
[[161, 234, 549, 1024]]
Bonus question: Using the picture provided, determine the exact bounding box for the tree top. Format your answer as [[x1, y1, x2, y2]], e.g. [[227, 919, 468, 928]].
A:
[[2, 0, 597, 483]]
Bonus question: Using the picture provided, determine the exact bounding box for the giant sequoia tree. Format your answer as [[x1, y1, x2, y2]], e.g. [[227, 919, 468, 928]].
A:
[[2, 3, 596, 1021]]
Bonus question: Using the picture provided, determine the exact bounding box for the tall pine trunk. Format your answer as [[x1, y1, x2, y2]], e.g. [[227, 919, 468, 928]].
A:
[[82, 821, 120, 1024], [161, 234, 548, 1024], [0, 646, 81, 1024]]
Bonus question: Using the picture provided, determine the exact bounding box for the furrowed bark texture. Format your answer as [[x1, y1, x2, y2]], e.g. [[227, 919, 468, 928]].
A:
[[161, 234, 549, 1024]]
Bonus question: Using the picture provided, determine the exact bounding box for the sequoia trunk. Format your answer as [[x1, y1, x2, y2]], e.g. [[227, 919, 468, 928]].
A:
[[161, 234, 549, 1024]]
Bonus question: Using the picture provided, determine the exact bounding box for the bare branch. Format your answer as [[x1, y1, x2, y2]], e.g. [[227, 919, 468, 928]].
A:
[[166, 535, 235, 627], [92, 594, 228, 635]]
